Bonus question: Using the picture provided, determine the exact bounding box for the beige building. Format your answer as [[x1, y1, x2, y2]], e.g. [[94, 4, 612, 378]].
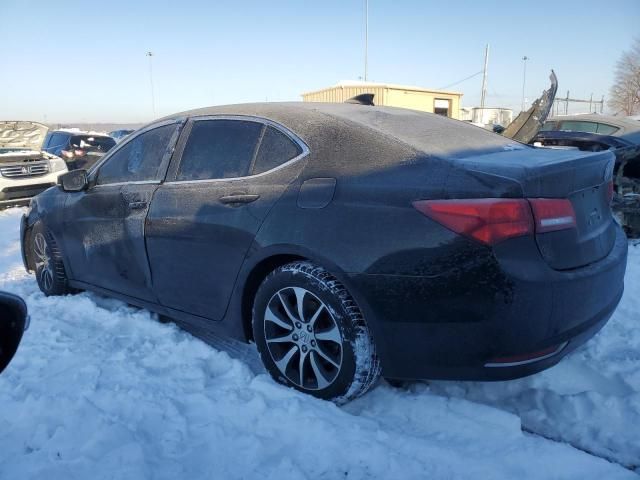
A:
[[301, 81, 463, 119]]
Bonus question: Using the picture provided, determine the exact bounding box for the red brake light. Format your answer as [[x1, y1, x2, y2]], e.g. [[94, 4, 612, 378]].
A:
[[61, 150, 73, 159], [412, 199, 534, 245], [528, 199, 576, 233], [74, 149, 85, 156]]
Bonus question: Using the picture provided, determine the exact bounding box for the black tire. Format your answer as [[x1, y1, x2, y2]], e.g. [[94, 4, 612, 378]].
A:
[[30, 222, 73, 296], [252, 261, 381, 403]]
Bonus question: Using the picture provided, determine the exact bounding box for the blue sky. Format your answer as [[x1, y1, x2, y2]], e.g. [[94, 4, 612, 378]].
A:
[[1, 0, 638, 123]]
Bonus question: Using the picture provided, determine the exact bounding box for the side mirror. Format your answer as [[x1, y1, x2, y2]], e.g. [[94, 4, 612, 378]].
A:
[[0, 291, 28, 374], [59, 169, 89, 192]]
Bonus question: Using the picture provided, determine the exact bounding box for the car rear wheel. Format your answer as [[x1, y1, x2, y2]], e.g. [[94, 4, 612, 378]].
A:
[[31, 222, 73, 297], [252, 261, 381, 403]]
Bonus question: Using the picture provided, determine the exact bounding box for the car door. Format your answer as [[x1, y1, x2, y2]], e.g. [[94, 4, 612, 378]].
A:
[[145, 116, 308, 320], [61, 121, 182, 302]]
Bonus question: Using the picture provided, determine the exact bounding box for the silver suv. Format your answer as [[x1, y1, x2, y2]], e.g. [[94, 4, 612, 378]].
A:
[[0, 121, 68, 207]]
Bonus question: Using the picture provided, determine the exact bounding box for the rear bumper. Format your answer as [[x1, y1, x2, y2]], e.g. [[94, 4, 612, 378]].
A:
[[348, 225, 628, 381]]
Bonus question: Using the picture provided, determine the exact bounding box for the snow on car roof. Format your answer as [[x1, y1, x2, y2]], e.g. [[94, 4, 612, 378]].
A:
[[54, 127, 110, 136], [166, 102, 523, 160]]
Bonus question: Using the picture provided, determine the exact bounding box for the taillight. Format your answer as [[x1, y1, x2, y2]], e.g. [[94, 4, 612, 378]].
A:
[[74, 149, 85, 157], [61, 150, 74, 159], [528, 199, 576, 233], [412, 199, 534, 246]]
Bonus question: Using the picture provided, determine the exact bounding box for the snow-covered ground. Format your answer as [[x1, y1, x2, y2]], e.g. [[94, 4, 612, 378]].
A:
[[0, 207, 638, 479]]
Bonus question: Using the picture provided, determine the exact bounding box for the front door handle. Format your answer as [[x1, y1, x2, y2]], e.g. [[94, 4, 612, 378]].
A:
[[219, 194, 260, 205], [128, 201, 148, 210]]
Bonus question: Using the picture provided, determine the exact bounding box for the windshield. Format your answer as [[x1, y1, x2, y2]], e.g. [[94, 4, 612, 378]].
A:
[[69, 135, 116, 153]]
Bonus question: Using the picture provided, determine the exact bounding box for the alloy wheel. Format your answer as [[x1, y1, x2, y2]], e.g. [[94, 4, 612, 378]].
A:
[[264, 286, 343, 390], [33, 232, 53, 292]]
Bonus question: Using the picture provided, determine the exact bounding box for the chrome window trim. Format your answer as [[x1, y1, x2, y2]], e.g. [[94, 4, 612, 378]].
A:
[[91, 180, 160, 189], [167, 114, 310, 185]]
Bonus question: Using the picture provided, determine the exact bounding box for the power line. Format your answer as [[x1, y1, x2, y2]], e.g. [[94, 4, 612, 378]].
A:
[[438, 70, 483, 90]]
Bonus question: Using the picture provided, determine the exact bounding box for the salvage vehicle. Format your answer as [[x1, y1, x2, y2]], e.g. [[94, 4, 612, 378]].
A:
[[42, 130, 116, 171], [0, 291, 28, 374], [0, 121, 68, 207], [532, 115, 640, 237], [21, 102, 627, 402]]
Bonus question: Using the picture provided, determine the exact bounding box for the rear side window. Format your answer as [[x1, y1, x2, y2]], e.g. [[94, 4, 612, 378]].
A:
[[558, 121, 598, 133], [596, 123, 619, 135], [252, 126, 302, 175], [97, 124, 176, 185], [176, 120, 262, 181]]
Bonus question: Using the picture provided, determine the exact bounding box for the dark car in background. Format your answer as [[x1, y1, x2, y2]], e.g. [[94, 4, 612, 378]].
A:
[[539, 114, 640, 141], [42, 130, 116, 171], [21, 103, 627, 402]]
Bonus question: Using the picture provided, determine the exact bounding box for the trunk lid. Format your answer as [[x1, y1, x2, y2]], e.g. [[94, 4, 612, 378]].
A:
[[453, 147, 616, 270], [502, 71, 558, 144]]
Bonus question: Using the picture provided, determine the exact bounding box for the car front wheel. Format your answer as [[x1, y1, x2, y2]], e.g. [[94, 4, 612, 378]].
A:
[[252, 261, 381, 403], [30, 222, 73, 296]]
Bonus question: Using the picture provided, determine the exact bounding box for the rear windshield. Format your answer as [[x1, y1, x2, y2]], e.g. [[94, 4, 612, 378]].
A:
[[70, 135, 116, 152]]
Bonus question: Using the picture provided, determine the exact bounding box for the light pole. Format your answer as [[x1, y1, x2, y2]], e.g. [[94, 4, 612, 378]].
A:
[[521, 56, 529, 112], [364, 0, 368, 82], [146, 51, 157, 118]]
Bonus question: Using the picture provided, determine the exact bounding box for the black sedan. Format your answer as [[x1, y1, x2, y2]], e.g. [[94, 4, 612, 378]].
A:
[[20, 103, 628, 402]]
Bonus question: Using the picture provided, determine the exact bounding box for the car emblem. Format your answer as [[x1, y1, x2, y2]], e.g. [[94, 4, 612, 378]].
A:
[[21, 166, 28, 174]]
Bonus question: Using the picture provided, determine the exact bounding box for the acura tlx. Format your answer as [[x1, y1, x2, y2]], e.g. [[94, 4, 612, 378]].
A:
[[21, 101, 627, 402]]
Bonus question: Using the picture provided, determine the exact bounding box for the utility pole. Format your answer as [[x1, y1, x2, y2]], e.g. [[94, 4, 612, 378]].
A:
[[364, 0, 369, 81], [146, 51, 156, 118], [479, 44, 489, 111], [521, 56, 529, 112]]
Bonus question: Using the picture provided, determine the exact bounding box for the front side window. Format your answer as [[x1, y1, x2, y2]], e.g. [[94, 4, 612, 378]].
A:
[[176, 120, 262, 181], [252, 126, 302, 175], [97, 124, 176, 185]]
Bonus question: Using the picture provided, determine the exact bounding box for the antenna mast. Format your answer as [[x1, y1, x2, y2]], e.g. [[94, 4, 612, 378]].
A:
[[480, 44, 489, 110]]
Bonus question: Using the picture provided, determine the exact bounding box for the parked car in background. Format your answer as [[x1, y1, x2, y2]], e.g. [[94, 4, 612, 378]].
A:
[[42, 130, 116, 170], [21, 102, 627, 402], [539, 114, 640, 142], [0, 121, 68, 207], [109, 129, 135, 142], [532, 115, 640, 237]]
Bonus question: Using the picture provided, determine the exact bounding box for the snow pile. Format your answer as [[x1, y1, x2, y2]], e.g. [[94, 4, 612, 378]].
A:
[[0, 207, 637, 479]]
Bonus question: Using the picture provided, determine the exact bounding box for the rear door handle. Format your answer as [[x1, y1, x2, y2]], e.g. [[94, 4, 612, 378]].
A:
[[219, 194, 260, 205], [128, 201, 148, 210]]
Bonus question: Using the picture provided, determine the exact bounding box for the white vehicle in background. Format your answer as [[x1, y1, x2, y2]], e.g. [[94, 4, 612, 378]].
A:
[[0, 121, 68, 207]]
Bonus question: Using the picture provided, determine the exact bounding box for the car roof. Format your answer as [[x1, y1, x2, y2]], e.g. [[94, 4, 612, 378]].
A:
[[160, 102, 521, 160]]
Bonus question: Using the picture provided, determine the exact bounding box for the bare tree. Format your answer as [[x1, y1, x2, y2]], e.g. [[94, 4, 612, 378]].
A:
[[609, 38, 640, 115]]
